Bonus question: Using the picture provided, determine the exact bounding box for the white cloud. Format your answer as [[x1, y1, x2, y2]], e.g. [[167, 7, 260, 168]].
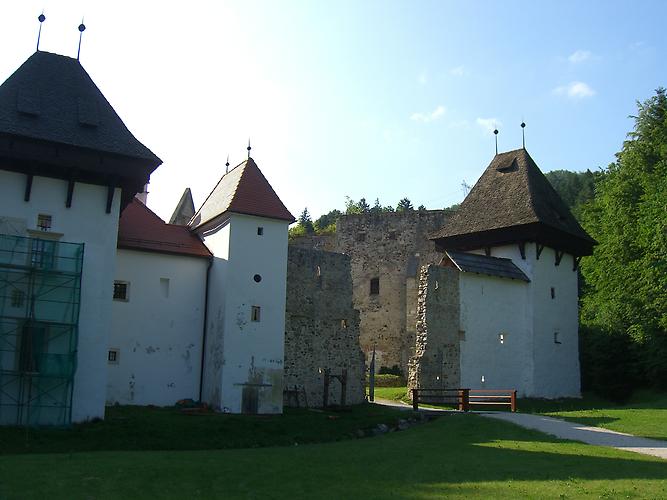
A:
[[476, 117, 501, 134], [450, 65, 465, 77], [411, 105, 446, 123], [553, 81, 596, 99], [568, 50, 592, 63]]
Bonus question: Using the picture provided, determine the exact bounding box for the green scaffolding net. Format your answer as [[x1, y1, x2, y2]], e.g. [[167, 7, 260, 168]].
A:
[[0, 234, 83, 426]]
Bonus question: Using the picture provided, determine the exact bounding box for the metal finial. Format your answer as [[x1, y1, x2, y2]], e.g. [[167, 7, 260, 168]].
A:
[[77, 19, 86, 61], [36, 12, 46, 52], [493, 128, 499, 155], [225, 155, 230, 173], [247, 138, 251, 159], [521, 121, 526, 149]]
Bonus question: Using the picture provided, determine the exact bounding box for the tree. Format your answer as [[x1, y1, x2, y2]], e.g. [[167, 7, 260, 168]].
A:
[[298, 207, 314, 234], [314, 209, 341, 234], [344, 197, 370, 214], [580, 88, 667, 388], [545, 169, 601, 219], [396, 197, 414, 212]]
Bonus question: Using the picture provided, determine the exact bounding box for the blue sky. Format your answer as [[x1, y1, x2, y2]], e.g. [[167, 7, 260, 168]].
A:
[[1, 1, 665, 221]]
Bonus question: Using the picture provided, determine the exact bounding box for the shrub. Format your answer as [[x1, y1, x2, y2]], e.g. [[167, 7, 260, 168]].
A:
[[369, 374, 405, 387]]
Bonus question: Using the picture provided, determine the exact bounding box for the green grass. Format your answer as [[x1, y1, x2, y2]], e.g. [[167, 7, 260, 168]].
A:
[[372, 386, 410, 403], [520, 390, 667, 441], [0, 404, 408, 454], [1, 413, 666, 499]]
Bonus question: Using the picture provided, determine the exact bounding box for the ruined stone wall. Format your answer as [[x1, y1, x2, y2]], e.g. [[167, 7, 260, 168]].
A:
[[330, 210, 450, 374], [408, 265, 461, 390], [284, 247, 365, 407]]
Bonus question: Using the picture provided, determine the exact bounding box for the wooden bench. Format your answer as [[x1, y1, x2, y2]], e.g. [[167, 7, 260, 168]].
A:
[[411, 388, 516, 412]]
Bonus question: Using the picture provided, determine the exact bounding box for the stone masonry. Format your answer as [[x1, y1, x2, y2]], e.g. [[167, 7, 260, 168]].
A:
[[408, 264, 461, 390], [291, 210, 450, 375], [284, 246, 365, 407]]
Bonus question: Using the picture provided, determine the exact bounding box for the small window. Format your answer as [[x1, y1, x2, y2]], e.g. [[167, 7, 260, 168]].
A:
[[458, 330, 466, 341], [356, 232, 366, 242], [554, 332, 561, 344], [370, 277, 380, 295], [108, 349, 119, 364], [253, 274, 262, 283], [160, 278, 170, 298], [257, 227, 264, 236], [341, 319, 348, 329], [251, 306, 261, 322], [498, 333, 506, 344], [113, 281, 129, 301], [37, 214, 52, 231], [550, 287, 556, 299], [30, 239, 55, 270], [11, 290, 25, 308]]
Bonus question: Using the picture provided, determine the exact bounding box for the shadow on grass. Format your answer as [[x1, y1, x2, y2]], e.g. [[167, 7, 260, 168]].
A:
[[1, 414, 666, 499]]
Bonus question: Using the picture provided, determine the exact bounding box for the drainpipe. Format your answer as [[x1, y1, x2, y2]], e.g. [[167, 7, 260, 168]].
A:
[[198, 256, 213, 402]]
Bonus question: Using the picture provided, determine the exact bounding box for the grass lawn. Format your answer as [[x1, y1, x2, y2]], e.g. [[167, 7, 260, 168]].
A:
[[1, 412, 666, 499], [520, 390, 667, 441], [0, 404, 408, 454], [372, 386, 411, 403]]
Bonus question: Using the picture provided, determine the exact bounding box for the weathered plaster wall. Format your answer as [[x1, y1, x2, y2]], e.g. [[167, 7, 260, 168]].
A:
[[293, 210, 450, 375], [107, 249, 207, 406], [408, 265, 461, 390], [0, 170, 121, 423], [284, 247, 365, 407]]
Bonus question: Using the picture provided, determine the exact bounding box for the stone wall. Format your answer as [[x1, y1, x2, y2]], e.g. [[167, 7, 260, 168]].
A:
[[408, 265, 461, 390], [291, 210, 450, 375], [284, 246, 365, 407]]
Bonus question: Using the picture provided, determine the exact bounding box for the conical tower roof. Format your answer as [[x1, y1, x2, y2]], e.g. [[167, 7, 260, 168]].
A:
[[431, 149, 595, 256], [190, 158, 295, 230], [169, 188, 195, 225]]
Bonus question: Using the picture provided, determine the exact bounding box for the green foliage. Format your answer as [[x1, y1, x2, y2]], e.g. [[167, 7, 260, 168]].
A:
[[298, 207, 314, 234], [378, 364, 403, 376], [545, 169, 600, 217], [580, 88, 667, 389], [396, 197, 414, 212], [314, 209, 342, 233], [369, 374, 405, 387], [288, 224, 307, 240], [443, 203, 460, 215]]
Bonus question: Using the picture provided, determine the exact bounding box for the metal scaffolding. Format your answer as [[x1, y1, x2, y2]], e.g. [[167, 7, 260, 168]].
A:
[[0, 234, 83, 426]]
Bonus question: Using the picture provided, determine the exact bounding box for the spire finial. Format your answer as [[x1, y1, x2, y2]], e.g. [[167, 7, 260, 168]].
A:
[[247, 138, 251, 159], [225, 154, 230, 174], [36, 12, 46, 52], [521, 121, 526, 149], [493, 128, 499, 155], [77, 18, 86, 61]]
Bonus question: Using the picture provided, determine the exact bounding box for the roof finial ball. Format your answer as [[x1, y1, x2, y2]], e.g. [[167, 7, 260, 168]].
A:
[[247, 138, 252, 159], [225, 154, 230, 174], [77, 19, 86, 61], [521, 121, 526, 149], [36, 12, 46, 52], [494, 128, 499, 155]]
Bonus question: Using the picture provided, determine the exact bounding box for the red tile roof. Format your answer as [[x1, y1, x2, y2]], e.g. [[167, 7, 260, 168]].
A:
[[190, 158, 295, 229], [118, 199, 212, 258]]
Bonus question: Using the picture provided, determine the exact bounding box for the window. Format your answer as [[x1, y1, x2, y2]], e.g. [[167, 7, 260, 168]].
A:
[[30, 238, 55, 270], [550, 287, 556, 299], [11, 290, 25, 308], [253, 274, 262, 283], [370, 277, 380, 295], [257, 227, 264, 236], [108, 349, 119, 364], [160, 278, 170, 298], [113, 281, 129, 301], [498, 333, 506, 344], [251, 306, 261, 322], [341, 319, 348, 329], [37, 214, 52, 231], [458, 330, 466, 341], [554, 332, 561, 344]]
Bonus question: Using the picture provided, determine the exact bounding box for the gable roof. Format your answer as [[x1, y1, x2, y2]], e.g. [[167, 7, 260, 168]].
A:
[[442, 250, 530, 282], [431, 149, 596, 256], [169, 188, 195, 225], [190, 157, 295, 229], [0, 51, 161, 163], [118, 199, 211, 258]]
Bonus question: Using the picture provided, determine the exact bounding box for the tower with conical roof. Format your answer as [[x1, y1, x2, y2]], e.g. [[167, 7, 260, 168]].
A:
[[190, 157, 294, 414], [410, 148, 594, 398], [0, 51, 161, 424]]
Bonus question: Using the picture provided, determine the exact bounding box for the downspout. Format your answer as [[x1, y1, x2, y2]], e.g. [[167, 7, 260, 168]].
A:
[[198, 256, 213, 402]]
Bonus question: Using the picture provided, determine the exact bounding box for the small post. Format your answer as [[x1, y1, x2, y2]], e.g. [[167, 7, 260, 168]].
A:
[[368, 345, 376, 402], [460, 388, 470, 412], [511, 390, 517, 412], [340, 369, 347, 406], [412, 389, 419, 411], [322, 368, 330, 408]]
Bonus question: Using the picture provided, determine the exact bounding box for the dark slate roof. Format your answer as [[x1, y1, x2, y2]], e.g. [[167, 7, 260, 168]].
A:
[[190, 157, 295, 229], [0, 51, 161, 163], [118, 199, 211, 258], [431, 149, 596, 256], [443, 250, 530, 282], [169, 188, 195, 225]]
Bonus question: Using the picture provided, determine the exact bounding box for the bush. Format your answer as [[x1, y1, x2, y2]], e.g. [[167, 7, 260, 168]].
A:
[[369, 374, 405, 387], [378, 365, 402, 376]]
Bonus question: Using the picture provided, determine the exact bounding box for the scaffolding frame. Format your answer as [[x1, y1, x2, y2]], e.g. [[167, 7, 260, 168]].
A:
[[0, 234, 83, 426]]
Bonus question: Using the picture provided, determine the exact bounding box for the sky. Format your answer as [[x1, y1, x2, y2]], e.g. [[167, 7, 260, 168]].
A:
[[1, 1, 666, 223]]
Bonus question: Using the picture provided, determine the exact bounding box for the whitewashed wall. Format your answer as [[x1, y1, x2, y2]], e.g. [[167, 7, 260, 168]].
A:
[[0, 170, 120, 423], [200, 214, 288, 414], [107, 248, 208, 406]]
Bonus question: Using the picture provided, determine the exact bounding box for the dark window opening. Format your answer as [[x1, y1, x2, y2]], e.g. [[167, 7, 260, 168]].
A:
[[257, 227, 264, 236], [30, 239, 55, 270], [37, 214, 52, 231], [253, 274, 262, 283], [370, 277, 380, 295], [251, 306, 261, 322], [11, 290, 25, 308], [113, 281, 129, 301], [108, 349, 119, 363], [550, 287, 556, 299]]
